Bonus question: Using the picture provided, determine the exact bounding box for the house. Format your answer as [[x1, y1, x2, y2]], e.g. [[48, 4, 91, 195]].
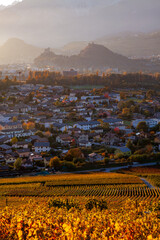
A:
[[88, 153, 104, 162], [68, 128, 81, 135], [34, 142, 51, 153], [16, 149, 31, 158], [91, 127, 103, 134], [78, 141, 92, 148], [0, 135, 10, 144], [12, 141, 29, 149], [29, 154, 44, 165], [109, 93, 120, 102], [0, 153, 5, 163], [53, 123, 72, 132], [31, 106, 38, 112], [19, 130, 34, 138], [63, 69, 77, 77], [88, 97, 109, 105], [103, 118, 123, 126], [17, 103, 32, 113], [0, 114, 11, 122], [104, 132, 120, 146], [0, 144, 12, 152], [34, 137, 49, 143], [44, 156, 53, 167], [0, 128, 25, 138], [40, 119, 54, 128], [132, 118, 160, 129], [74, 121, 100, 131], [114, 147, 131, 156], [68, 93, 78, 102], [0, 121, 22, 130], [5, 154, 17, 164], [56, 134, 73, 145], [22, 159, 33, 168], [77, 134, 89, 143]]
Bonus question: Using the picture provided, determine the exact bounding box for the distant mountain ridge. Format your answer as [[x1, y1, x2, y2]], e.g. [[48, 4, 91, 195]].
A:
[[0, 30, 160, 65], [0, 38, 43, 64]]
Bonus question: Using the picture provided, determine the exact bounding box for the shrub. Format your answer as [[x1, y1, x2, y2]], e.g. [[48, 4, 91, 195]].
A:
[[48, 199, 78, 210], [85, 199, 108, 211]]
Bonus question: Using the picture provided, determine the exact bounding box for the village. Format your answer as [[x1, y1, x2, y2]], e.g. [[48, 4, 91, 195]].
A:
[[0, 81, 160, 176]]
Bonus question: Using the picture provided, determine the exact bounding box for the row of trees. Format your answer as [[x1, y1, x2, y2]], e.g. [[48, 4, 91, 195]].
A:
[[0, 72, 159, 91], [26, 72, 160, 90]]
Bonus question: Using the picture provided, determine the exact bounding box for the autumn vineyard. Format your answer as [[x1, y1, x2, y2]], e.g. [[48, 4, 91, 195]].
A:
[[0, 170, 160, 239]]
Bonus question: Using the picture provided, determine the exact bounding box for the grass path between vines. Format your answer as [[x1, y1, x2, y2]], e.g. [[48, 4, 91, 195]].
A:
[[140, 177, 157, 189]]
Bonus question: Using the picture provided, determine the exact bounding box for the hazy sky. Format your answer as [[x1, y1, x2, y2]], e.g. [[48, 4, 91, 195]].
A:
[[0, 0, 21, 6]]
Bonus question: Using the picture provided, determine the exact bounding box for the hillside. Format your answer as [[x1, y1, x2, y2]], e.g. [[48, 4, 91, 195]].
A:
[[0, 38, 43, 64]]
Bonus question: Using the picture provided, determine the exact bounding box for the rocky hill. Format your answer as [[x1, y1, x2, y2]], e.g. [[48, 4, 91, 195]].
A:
[[61, 31, 160, 58], [34, 43, 139, 71]]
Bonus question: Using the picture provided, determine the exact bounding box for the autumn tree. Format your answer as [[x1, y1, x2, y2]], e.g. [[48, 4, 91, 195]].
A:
[[44, 131, 51, 138], [12, 116, 18, 122], [98, 119, 110, 130], [146, 90, 155, 100], [35, 131, 44, 138], [22, 123, 28, 130], [49, 156, 61, 170], [27, 122, 35, 130], [22, 122, 35, 130], [64, 148, 84, 162], [11, 137, 18, 145], [120, 92, 126, 100]]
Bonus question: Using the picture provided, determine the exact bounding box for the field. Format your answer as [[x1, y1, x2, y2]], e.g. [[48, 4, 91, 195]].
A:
[[0, 171, 159, 239], [117, 166, 160, 188], [0, 172, 159, 206]]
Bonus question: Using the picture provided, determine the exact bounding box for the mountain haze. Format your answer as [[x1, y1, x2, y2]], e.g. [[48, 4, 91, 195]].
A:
[[97, 32, 160, 58], [61, 31, 160, 58], [0, 0, 159, 47]]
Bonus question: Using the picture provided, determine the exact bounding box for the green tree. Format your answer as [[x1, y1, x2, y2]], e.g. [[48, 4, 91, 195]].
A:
[[137, 121, 148, 132], [104, 157, 110, 166], [126, 140, 135, 154], [14, 158, 22, 170]]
